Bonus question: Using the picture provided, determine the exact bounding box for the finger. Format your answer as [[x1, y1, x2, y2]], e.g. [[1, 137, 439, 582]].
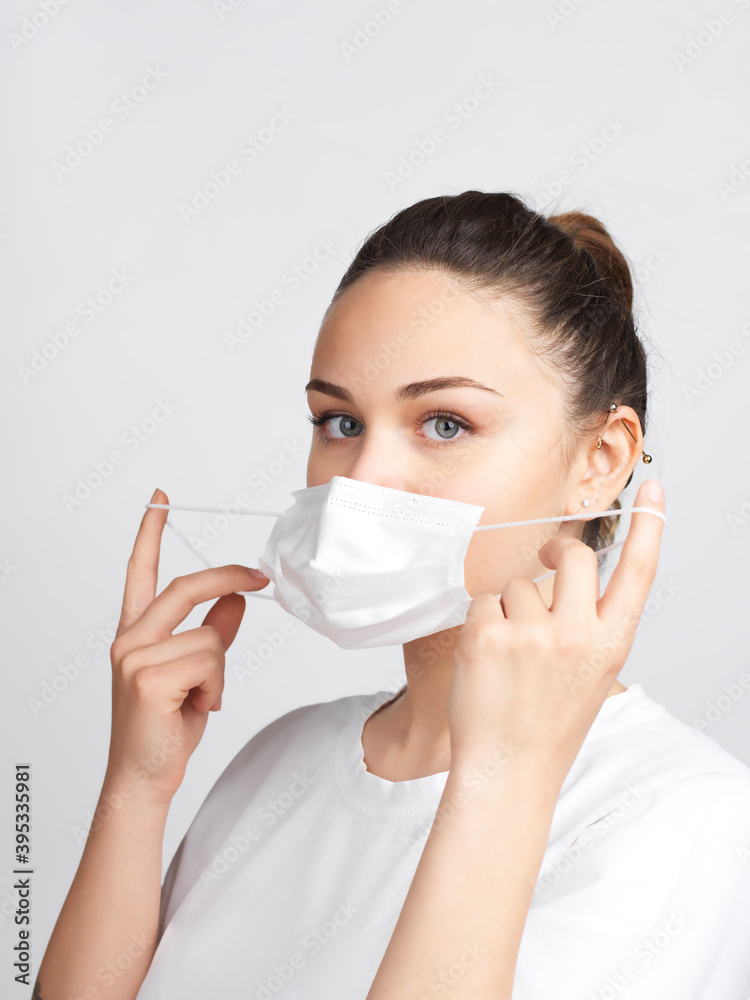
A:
[[538, 536, 600, 628], [201, 592, 247, 652], [116, 488, 169, 638], [125, 564, 268, 647], [116, 623, 225, 676], [117, 595, 247, 674], [461, 592, 506, 630], [134, 649, 224, 717], [596, 479, 666, 634], [497, 576, 549, 621]]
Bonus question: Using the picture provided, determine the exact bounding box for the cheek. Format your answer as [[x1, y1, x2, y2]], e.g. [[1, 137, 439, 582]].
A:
[[306, 451, 334, 488], [462, 523, 558, 595]]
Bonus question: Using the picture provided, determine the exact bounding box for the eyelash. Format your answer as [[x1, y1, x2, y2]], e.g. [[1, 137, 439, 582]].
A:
[[306, 409, 476, 449]]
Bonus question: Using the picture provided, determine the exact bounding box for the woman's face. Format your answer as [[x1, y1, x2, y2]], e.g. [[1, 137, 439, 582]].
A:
[[305, 267, 586, 598]]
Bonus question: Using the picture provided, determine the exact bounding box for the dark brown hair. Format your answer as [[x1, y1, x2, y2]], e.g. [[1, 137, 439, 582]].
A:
[[327, 190, 655, 567]]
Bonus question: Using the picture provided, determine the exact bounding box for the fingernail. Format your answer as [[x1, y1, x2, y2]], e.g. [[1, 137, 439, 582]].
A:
[[150, 488, 160, 502], [248, 567, 268, 578], [645, 479, 663, 502]]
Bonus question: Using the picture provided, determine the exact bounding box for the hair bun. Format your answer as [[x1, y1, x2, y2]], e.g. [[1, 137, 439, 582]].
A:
[[547, 210, 633, 314]]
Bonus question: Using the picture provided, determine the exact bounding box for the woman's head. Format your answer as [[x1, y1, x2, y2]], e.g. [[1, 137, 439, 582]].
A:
[[305, 190, 653, 597]]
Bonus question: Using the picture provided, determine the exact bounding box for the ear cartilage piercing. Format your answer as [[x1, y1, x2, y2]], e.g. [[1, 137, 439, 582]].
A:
[[584, 404, 653, 508], [608, 402, 652, 464]]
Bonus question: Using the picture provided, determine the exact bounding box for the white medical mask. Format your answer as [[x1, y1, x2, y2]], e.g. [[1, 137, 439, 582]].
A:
[[147, 475, 666, 650]]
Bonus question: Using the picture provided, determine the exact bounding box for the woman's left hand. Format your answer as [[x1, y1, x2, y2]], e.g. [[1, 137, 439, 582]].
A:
[[448, 479, 666, 784]]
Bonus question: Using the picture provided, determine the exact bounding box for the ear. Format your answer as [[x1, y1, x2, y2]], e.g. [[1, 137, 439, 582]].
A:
[[569, 405, 643, 514]]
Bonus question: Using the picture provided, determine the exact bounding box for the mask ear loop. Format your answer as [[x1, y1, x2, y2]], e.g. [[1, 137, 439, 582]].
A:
[[472, 505, 668, 595], [144, 502, 285, 600], [144, 501, 667, 601]]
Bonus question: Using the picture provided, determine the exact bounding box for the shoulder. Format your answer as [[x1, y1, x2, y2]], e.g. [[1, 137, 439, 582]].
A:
[[524, 691, 750, 997], [631, 685, 750, 804], [183, 687, 388, 836], [579, 681, 750, 797], [554, 683, 750, 870], [221, 687, 383, 776], [157, 688, 390, 935]]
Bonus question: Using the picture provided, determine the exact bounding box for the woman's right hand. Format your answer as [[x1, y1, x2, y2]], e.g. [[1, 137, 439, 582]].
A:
[[104, 487, 271, 806]]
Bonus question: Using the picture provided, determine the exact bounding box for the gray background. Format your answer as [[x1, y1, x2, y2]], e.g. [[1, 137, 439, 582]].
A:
[[1, 0, 748, 967]]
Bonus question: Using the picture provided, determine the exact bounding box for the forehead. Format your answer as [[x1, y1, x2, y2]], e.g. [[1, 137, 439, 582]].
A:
[[311, 268, 554, 400]]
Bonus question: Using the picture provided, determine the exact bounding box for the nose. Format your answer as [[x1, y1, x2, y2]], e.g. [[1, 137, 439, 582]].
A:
[[335, 430, 414, 494], [342, 466, 408, 492]]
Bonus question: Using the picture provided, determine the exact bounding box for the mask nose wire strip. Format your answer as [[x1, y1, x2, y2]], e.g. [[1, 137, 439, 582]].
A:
[[146, 503, 279, 600]]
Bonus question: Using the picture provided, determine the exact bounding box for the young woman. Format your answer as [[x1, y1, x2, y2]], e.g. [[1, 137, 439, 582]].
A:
[[36, 192, 750, 999]]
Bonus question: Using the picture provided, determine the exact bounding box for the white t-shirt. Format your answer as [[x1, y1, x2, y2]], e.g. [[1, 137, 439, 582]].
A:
[[136, 682, 750, 1000]]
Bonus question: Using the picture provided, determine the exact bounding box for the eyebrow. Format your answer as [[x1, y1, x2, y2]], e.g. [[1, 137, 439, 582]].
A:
[[304, 376, 504, 403]]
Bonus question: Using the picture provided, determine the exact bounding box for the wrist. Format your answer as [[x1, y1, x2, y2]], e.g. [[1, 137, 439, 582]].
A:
[[449, 741, 566, 799], [100, 764, 176, 816]]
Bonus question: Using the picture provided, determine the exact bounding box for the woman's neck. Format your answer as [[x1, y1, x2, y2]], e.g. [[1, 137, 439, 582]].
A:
[[361, 628, 627, 782]]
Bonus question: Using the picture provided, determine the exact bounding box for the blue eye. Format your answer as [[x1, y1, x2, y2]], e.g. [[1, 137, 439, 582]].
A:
[[421, 412, 468, 442], [309, 413, 362, 438], [307, 409, 475, 448]]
